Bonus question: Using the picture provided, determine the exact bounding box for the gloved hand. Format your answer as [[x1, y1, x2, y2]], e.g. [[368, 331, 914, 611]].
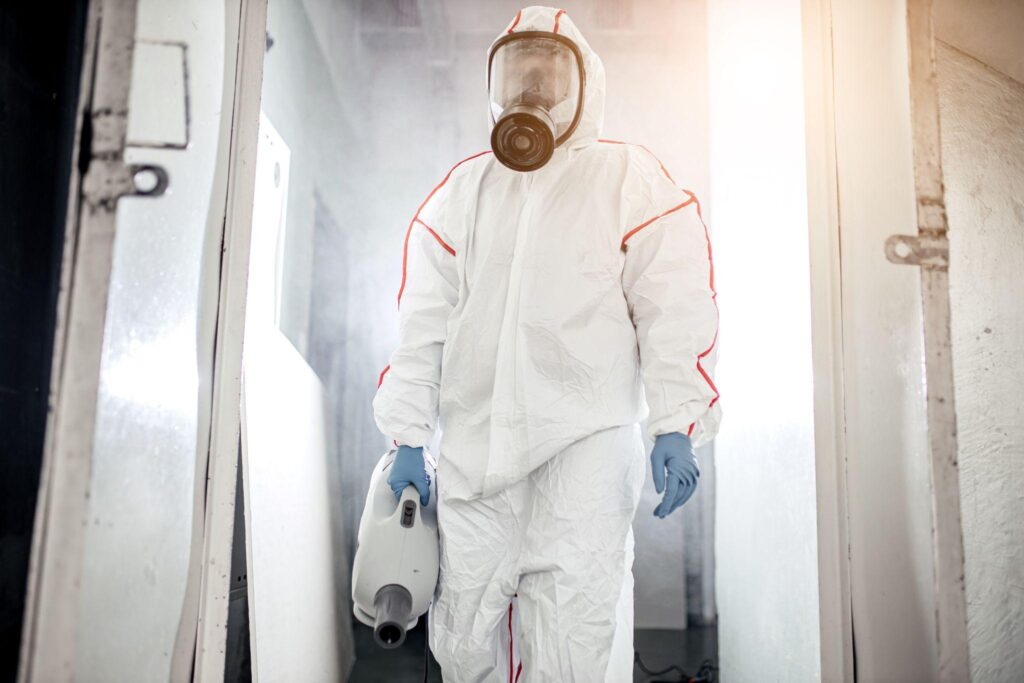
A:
[[388, 445, 430, 506], [650, 432, 700, 518]]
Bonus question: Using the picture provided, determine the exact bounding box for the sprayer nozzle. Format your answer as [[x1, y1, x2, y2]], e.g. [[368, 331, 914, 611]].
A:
[[372, 584, 413, 649]]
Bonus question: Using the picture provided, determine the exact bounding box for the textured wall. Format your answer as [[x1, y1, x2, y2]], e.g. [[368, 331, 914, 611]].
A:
[[939, 42, 1024, 683], [706, 0, 822, 679]]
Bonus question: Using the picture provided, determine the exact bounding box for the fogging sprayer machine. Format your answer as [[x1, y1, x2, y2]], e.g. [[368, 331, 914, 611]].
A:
[[351, 449, 440, 649]]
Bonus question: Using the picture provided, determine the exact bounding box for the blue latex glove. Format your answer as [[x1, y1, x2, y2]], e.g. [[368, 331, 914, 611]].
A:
[[650, 432, 700, 518], [388, 445, 430, 506]]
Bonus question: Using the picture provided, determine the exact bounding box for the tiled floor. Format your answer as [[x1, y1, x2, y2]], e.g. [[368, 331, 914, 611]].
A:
[[347, 620, 718, 682]]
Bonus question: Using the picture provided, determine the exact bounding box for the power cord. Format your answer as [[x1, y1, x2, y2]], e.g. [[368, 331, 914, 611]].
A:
[[634, 651, 718, 683]]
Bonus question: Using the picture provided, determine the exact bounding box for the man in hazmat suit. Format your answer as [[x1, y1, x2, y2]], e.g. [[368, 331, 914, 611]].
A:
[[373, 6, 720, 681]]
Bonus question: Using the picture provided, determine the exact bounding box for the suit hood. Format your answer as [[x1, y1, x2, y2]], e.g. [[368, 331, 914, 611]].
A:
[[488, 6, 605, 148]]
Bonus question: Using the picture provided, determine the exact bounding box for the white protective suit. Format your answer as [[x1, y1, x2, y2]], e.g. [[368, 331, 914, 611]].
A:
[[373, 6, 720, 681]]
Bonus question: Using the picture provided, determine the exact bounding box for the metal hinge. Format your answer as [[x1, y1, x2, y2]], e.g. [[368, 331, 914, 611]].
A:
[[82, 158, 135, 211], [82, 158, 169, 211], [884, 232, 949, 268], [81, 104, 170, 211]]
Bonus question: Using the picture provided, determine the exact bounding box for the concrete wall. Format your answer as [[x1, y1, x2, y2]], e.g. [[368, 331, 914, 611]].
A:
[[938, 42, 1024, 683], [706, 0, 822, 679]]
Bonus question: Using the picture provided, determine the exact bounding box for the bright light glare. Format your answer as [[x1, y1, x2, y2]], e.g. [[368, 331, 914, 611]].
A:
[[101, 323, 198, 415]]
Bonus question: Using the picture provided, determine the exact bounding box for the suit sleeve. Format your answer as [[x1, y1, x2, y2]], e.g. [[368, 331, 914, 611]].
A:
[[373, 187, 458, 447], [621, 184, 721, 445]]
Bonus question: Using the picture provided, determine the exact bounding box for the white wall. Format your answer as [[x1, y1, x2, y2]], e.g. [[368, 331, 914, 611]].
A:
[[706, 1, 822, 679], [938, 42, 1024, 683]]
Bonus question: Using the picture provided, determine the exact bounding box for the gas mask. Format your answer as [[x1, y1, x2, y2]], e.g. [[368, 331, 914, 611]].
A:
[[488, 32, 586, 172]]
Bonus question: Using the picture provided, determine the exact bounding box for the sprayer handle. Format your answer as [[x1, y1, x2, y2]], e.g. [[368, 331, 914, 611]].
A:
[[388, 445, 430, 505], [398, 485, 421, 505]]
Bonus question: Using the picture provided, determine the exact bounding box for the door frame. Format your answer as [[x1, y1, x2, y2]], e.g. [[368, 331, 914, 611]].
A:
[[801, 0, 856, 680], [800, 0, 971, 680], [18, 1, 139, 678], [18, 0, 267, 680], [190, 0, 267, 678]]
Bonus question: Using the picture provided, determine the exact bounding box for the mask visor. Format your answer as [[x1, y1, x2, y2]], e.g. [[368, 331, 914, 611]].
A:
[[488, 33, 584, 144]]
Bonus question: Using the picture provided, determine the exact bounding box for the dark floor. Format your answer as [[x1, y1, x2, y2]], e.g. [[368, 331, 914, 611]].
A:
[[633, 628, 718, 682], [347, 619, 718, 683], [348, 617, 441, 682]]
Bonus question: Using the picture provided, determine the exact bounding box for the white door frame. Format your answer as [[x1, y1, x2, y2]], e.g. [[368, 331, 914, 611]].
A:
[[801, 0, 855, 679], [801, 0, 970, 680], [18, 0, 267, 680], [885, 0, 970, 678], [191, 0, 267, 679], [18, 1, 139, 678]]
